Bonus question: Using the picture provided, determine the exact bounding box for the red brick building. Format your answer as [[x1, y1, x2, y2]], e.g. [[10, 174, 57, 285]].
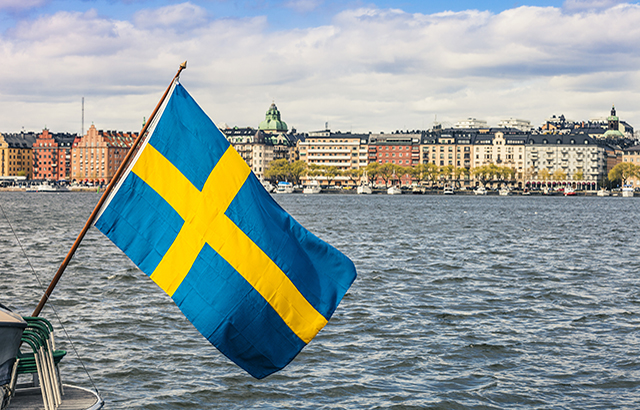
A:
[[367, 132, 421, 185], [32, 129, 77, 181], [71, 124, 137, 184]]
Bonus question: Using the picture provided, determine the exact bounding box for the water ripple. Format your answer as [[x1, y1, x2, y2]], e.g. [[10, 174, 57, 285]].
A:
[[2, 193, 640, 409]]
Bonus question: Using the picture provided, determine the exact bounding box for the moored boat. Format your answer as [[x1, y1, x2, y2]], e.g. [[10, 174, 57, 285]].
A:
[[302, 180, 321, 194], [34, 182, 69, 193], [261, 180, 274, 193], [564, 186, 576, 196], [499, 187, 511, 196], [387, 186, 402, 195], [356, 184, 372, 195], [622, 186, 634, 197], [597, 188, 610, 197], [275, 181, 294, 194], [474, 186, 487, 195]]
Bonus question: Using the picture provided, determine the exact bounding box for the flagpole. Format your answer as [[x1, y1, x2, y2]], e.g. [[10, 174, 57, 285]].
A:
[[32, 61, 187, 317]]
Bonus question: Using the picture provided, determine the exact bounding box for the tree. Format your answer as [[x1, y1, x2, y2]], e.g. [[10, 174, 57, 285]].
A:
[[552, 169, 567, 181], [608, 162, 640, 187], [323, 166, 341, 186], [378, 163, 396, 187], [343, 168, 364, 186], [573, 170, 584, 181], [472, 164, 494, 187], [394, 165, 410, 186], [500, 166, 516, 184], [264, 159, 290, 182], [265, 159, 306, 184], [453, 167, 470, 188], [408, 164, 425, 185], [365, 162, 381, 185], [438, 165, 454, 186], [289, 161, 307, 185], [539, 169, 551, 182], [423, 163, 439, 188]]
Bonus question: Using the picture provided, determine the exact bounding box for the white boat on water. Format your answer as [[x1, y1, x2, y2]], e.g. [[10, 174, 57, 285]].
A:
[[474, 186, 487, 195], [564, 186, 576, 196], [597, 188, 610, 197], [387, 186, 402, 195], [498, 187, 511, 196], [302, 180, 321, 194], [357, 184, 372, 195], [443, 185, 454, 195], [261, 180, 274, 193], [275, 181, 294, 194], [622, 186, 634, 197], [411, 185, 426, 194], [32, 182, 70, 193]]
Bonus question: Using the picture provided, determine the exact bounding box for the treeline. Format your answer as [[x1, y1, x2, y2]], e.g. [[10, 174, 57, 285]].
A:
[[264, 159, 526, 187], [608, 162, 640, 187]]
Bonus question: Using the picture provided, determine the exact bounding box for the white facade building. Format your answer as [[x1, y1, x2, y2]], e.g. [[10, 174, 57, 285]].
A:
[[497, 118, 532, 132], [455, 118, 488, 129]]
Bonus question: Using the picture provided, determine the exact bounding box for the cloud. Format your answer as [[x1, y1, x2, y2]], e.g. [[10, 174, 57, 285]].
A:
[[1, 3, 640, 135], [133, 2, 209, 30], [0, 0, 47, 11]]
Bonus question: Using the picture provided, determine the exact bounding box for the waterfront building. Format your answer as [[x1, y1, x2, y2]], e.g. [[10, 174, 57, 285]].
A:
[[32, 129, 77, 181], [471, 130, 528, 187], [524, 133, 607, 190], [224, 103, 299, 180], [368, 132, 421, 167], [71, 124, 137, 184], [617, 144, 640, 188], [421, 129, 475, 187], [0, 132, 37, 179], [542, 107, 634, 141], [472, 131, 527, 170], [223, 126, 297, 181], [298, 130, 369, 171], [368, 132, 421, 186]]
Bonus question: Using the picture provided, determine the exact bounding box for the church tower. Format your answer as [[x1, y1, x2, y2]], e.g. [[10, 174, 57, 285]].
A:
[[258, 103, 288, 134]]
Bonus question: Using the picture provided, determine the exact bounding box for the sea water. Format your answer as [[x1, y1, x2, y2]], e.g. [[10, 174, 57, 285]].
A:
[[1, 192, 639, 409]]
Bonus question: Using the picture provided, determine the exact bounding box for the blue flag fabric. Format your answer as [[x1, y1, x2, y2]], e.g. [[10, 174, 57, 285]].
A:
[[95, 81, 357, 379]]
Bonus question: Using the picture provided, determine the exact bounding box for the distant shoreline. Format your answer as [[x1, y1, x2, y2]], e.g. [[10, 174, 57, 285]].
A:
[[0, 187, 101, 192]]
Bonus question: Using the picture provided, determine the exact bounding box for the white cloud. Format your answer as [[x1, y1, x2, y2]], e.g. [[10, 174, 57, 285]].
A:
[[133, 2, 209, 30], [1, 3, 640, 135]]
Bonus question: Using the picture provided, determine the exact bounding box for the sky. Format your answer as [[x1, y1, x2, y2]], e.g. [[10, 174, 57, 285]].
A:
[[1, 0, 639, 135]]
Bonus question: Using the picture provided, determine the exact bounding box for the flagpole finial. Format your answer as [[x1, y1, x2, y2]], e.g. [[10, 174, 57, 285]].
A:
[[181, 61, 187, 70]]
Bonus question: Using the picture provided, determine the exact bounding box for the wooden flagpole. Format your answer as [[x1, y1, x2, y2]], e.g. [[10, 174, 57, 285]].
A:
[[32, 61, 187, 317]]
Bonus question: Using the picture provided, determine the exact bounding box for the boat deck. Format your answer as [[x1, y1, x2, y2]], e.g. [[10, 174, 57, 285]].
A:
[[8, 385, 103, 410]]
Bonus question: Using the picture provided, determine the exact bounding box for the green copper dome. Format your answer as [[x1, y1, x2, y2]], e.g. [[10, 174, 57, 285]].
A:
[[258, 103, 288, 133]]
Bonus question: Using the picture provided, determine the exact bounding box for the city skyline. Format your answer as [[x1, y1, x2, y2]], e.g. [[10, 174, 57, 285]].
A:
[[1, 1, 639, 134]]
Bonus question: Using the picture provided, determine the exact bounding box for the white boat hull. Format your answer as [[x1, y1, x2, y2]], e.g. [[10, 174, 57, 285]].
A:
[[357, 185, 372, 195]]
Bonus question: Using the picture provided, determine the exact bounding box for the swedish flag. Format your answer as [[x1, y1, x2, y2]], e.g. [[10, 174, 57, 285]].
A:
[[95, 81, 357, 379]]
